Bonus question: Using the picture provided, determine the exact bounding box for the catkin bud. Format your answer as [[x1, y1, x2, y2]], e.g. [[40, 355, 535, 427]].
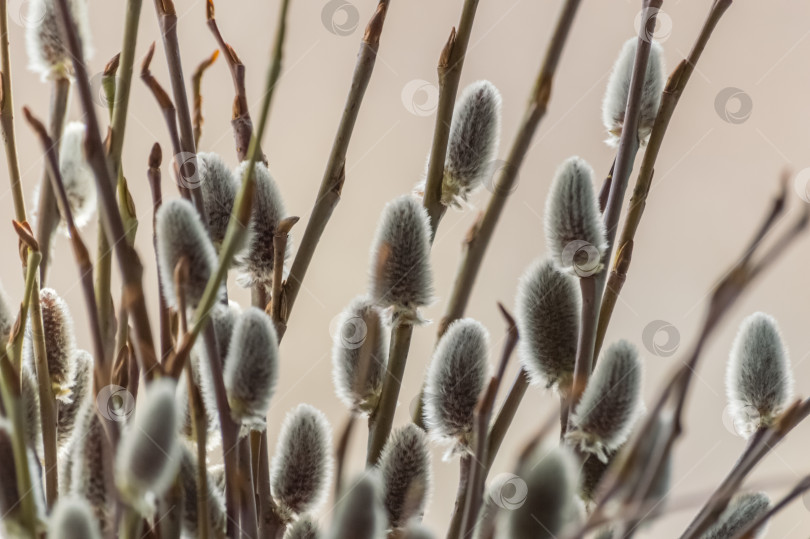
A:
[[115, 378, 181, 515], [224, 307, 279, 431], [25, 0, 93, 80], [369, 196, 433, 321], [331, 296, 388, 415], [602, 38, 665, 147], [178, 446, 226, 537], [235, 161, 288, 289], [20, 365, 43, 454], [48, 496, 102, 539], [544, 157, 607, 277], [378, 424, 432, 529], [0, 281, 15, 339], [579, 448, 616, 503], [156, 198, 220, 309], [198, 152, 237, 247], [327, 472, 386, 539], [70, 402, 113, 531], [58, 122, 96, 229], [284, 515, 321, 539], [726, 312, 794, 437], [26, 287, 77, 401], [701, 492, 770, 539], [567, 340, 642, 462], [57, 349, 93, 448], [424, 318, 490, 454], [441, 80, 502, 206], [504, 445, 579, 539], [515, 258, 580, 390], [270, 404, 333, 517]]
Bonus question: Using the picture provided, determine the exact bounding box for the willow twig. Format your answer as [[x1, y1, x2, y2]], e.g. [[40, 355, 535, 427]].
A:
[[146, 143, 173, 360], [334, 415, 356, 500], [0, 0, 26, 222], [484, 368, 529, 472], [268, 216, 299, 336], [191, 49, 219, 148], [446, 454, 472, 539]]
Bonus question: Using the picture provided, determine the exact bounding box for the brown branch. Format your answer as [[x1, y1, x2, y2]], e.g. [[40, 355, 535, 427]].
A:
[[146, 143, 173, 361], [192, 49, 219, 148], [333, 415, 356, 500], [267, 216, 299, 338], [0, 0, 26, 222]]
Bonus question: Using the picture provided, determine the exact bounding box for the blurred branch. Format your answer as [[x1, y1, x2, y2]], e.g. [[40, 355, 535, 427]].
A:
[[0, 0, 26, 222]]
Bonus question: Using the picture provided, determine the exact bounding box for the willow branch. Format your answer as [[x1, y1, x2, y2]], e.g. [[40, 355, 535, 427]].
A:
[[268, 216, 299, 337], [146, 143, 172, 360], [191, 49, 219, 148], [0, 0, 26, 222], [484, 368, 529, 472]]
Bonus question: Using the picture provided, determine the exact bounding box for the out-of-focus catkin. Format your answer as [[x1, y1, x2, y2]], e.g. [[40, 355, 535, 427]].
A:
[[26, 0, 93, 80], [701, 492, 770, 539], [47, 496, 102, 539], [327, 472, 386, 539], [57, 122, 96, 229]]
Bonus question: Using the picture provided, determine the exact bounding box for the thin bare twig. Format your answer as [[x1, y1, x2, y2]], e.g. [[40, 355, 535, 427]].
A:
[[191, 49, 219, 148], [0, 0, 26, 222], [268, 216, 299, 336], [146, 143, 173, 360]]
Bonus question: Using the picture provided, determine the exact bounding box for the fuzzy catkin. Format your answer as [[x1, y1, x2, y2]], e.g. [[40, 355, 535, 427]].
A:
[[27, 287, 77, 401], [701, 492, 770, 539], [270, 404, 333, 517], [156, 198, 220, 309], [178, 446, 226, 537], [56, 349, 92, 449], [602, 38, 665, 147], [331, 296, 388, 415], [20, 364, 43, 454], [544, 157, 607, 277], [58, 122, 96, 229], [223, 307, 279, 431], [26, 0, 93, 80], [423, 318, 490, 453], [726, 312, 794, 437], [327, 472, 386, 539], [70, 402, 112, 531], [515, 258, 581, 389], [378, 424, 432, 529], [47, 496, 102, 539], [198, 152, 237, 247], [401, 521, 436, 539], [115, 378, 181, 515], [284, 515, 321, 539], [441, 80, 502, 206], [567, 340, 642, 462], [0, 282, 13, 340], [368, 195, 434, 320], [235, 161, 288, 290]]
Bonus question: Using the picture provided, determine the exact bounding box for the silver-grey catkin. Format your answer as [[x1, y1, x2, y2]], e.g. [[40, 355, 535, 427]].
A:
[[69, 402, 112, 531], [56, 349, 92, 449], [368, 196, 434, 321], [544, 157, 607, 277], [401, 521, 435, 539], [115, 378, 181, 514], [726, 312, 794, 437], [423, 318, 490, 454], [515, 258, 581, 390], [579, 448, 616, 503], [0, 281, 13, 340], [26, 0, 93, 80], [20, 364, 43, 455], [284, 515, 321, 539], [504, 445, 579, 539], [378, 423, 432, 529], [327, 472, 386, 539], [567, 340, 642, 463], [441, 80, 502, 207], [178, 446, 226, 537], [0, 421, 45, 526], [156, 198, 220, 309], [701, 492, 770, 539], [26, 287, 77, 401], [47, 496, 102, 539], [270, 404, 333, 517], [331, 296, 388, 415], [235, 161, 288, 290], [602, 38, 665, 147], [198, 152, 237, 248], [58, 122, 96, 229], [224, 307, 279, 431]]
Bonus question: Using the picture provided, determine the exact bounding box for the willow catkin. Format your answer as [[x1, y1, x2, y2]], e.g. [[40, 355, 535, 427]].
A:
[[26, 287, 77, 401], [270, 404, 333, 518], [20, 364, 42, 455], [726, 312, 794, 437], [115, 378, 182, 515], [69, 402, 112, 531], [368, 195, 434, 322], [401, 521, 436, 539], [155, 198, 220, 309], [178, 446, 226, 537], [223, 307, 279, 431], [579, 448, 617, 504], [25, 0, 93, 80], [57, 122, 96, 229], [235, 161, 288, 290], [515, 258, 580, 390], [701, 492, 770, 539], [544, 157, 607, 277], [0, 421, 45, 526], [198, 152, 237, 247], [423, 318, 490, 455], [284, 515, 321, 539], [378, 424, 432, 529], [327, 472, 386, 539], [331, 296, 388, 415], [601, 37, 665, 147], [567, 340, 642, 463], [56, 350, 92, 450], [47, 496, 102, 539], [0, 281, 13, 339]]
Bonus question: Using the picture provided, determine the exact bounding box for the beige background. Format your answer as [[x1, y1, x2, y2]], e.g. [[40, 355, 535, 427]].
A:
[[3, 0, 810, 536]]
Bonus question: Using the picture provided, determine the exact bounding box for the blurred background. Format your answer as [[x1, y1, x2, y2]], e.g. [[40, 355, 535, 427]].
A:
[[3, 0, 810, 535]]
